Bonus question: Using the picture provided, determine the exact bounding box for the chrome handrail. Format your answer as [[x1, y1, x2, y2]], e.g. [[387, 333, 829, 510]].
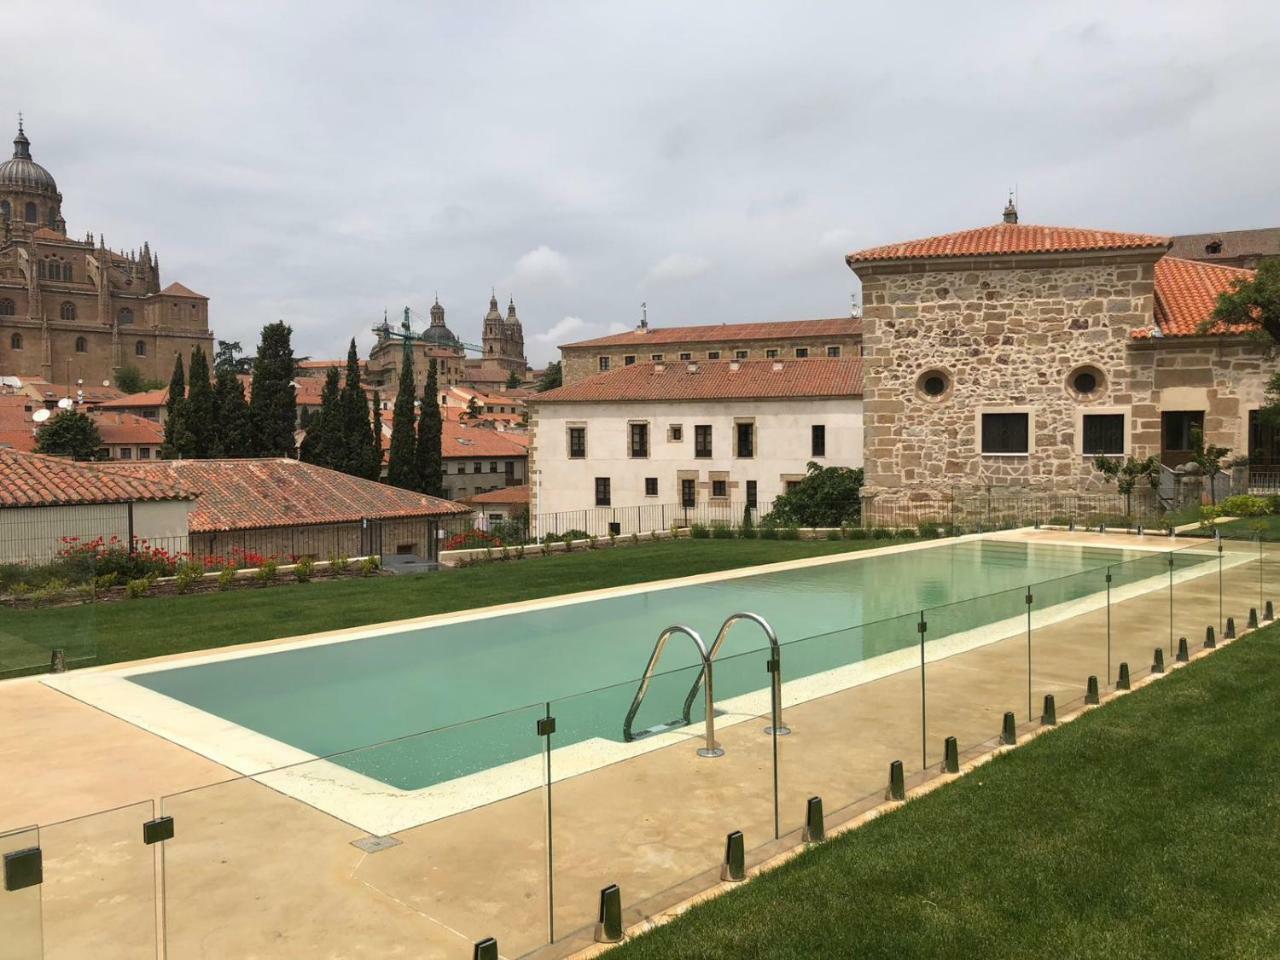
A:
[[682, 612, 788, 737], [622, 624, 723, 758]]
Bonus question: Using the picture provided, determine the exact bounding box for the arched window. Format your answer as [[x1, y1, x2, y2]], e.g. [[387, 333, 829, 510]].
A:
[[36, 261, 45, 280], [0, 299, 14, 316], [0, 200, 9, 219], [10, 333, 22, 350], [61, 263, 72, 281], [75, 336, 87, 353], [117, 307, 133, 326], [23, 202, 36, 223], [134, 340, 146, 357], [59, 301, 76, 321]]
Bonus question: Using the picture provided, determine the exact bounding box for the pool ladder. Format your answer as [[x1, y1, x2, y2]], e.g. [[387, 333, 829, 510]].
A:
[[621, 612, 786, 758]]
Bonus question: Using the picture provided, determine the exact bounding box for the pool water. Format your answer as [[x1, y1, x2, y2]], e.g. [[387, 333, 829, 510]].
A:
[[130, 540, 1173, 789]]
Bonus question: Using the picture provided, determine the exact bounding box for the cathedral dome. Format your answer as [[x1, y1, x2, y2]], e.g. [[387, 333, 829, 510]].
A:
[[422, 296, 461, 348], [0, 122, 58, 195]]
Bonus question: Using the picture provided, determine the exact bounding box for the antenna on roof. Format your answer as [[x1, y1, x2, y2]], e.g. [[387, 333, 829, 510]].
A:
[[639, 302, 648, 331], [850, 292, 861, 319]]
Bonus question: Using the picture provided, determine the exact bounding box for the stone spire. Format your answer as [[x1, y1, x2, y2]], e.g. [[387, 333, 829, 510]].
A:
[[505, 296, 520, 326], [1002, 192, 1018, 224], [12, 115, 30, 160], [485, 291, 502, 322], [429, 294, 446, 327]]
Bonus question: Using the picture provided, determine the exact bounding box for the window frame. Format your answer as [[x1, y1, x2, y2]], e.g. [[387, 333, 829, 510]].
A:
[[628, 420, 650, 459], [734, 349, 749, 360], [825, 345, 841, 358], [134, 340, 146, 357], [811, 424, 826, 457], [623, 354, 636, 366], [1076, 407, 1129, 457], [594, 476, 611, 507], [734, 420, 755, 459], [977, 408, 1033, 457], [711, 478, 728, 499], [794, 347, 809, 358], [644, 477, 658, 497], [746, 480, 758, 509], [567, 425, 587, 459], [694, 424, 712, 459], [597, 356, 610, 372], [706, 350, 721, 360]]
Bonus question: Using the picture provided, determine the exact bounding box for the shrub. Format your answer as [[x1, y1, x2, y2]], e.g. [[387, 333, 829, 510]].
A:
[[294, 557, 315, 582], [175, 562, 202, 595], [739, 525, 757, 540], [848, 527, 869, 540], [255, 559, 278, 582], [587, 534, 600, 550], [825, 528, 841, 540], [896, 527, 917, 539], [218, 565, 237, 590], [125, 578, 150, 599], [871, 527, 892, 540], [690, 524, 711, 539], [760, 525, 779, 540], [444, 528, 502, 551], [711, 524, 735, 539], [94, 572, 119, 591], [630, 532, 640, 545], [561, 529, 589, 543], [740, 504, 755, 538], [360, 555, 380, 577], [778, 526, 800, 541], [1219, 494, 1271, 518], [31, 578, 69, 607], [329, 554, 351, 574], [515, 544, 526, 559]]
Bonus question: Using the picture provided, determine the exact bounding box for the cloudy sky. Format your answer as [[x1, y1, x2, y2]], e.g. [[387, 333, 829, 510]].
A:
[[5, 1, 1279, 365]]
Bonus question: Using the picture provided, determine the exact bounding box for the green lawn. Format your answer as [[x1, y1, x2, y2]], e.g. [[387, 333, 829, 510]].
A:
[[1213, 515, 1280, 541], [609, 623, 1280, 960], [0, 538, 895, 673]]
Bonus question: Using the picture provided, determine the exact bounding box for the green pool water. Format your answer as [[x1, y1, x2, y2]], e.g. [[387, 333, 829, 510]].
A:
[[129, 540, 1185, 789]]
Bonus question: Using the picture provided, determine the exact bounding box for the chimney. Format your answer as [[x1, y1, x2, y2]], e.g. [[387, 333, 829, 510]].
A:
[[771, 361, 783, 372], [686, 362, 698, 374], [729, 360, 740, 372], [653, 361, 665, 373]]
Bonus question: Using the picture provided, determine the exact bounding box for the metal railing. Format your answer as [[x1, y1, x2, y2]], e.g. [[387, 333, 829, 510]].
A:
[[622, 624, 722, 758]]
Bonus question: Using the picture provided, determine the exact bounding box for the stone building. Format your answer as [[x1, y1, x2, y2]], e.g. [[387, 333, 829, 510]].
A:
[[0, 119, 213, 385], [558, 316, 862, 384], [1168, 227, 1280, 270], [847, 202, 1268, 509]]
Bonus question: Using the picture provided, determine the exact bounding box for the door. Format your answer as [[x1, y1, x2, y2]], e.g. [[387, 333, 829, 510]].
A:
[[1161, 411, 1204, 468]]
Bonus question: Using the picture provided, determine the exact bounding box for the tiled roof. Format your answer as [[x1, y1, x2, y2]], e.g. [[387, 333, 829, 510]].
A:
[[99, 387, 169, 409], [1134, 257, 1258, 340], [561, 317, 861, 349], [160, 281, 206, 299], [532, 357, 863, 403], [93, 411, 165, 445], [441, 419, 530, 458], [105, 458, 467, 532], [847, 223, 1171, 265], [1168, 228, 1280, 264], [465, 484, 530, 505], [0, 449, 193, 508]]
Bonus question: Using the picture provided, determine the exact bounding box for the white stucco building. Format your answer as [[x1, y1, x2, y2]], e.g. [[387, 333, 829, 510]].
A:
[[527, 358, 863, 529]]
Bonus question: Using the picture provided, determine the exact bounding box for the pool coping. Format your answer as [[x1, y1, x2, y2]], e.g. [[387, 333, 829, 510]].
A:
[[41, 532, 1237, 836]]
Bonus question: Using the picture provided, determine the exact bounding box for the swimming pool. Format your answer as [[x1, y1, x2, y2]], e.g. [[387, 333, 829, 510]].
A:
[[120, 538, 1175, 791]]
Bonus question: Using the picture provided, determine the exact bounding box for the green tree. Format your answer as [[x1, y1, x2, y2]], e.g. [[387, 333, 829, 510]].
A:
[[369, 389, 384, 478], [248, 321, 297, 457], [386, 349, 418, 489], [212, 366, 253, 457], [1205, 259, 1280, 345], [505, 369, 522, 389], [464, 396, 482, 420], [415, 359, 444, 496], [299, 367, 341, 468], [115, 364, 164, 394], [183, 345, 216, 458], [34, 410, 103, 460], [1092, 455, 1160, 516], [766, 463, 864, 527], [339, 339, 379, 479], [160, 353, 186, 459], [1189, 428, 1231, 505], [536, 360, 562, 392], [213, 339, 252, 375]]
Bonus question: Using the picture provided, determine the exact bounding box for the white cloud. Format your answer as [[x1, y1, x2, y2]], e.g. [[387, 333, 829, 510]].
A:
[[511, 245, 572, 286], [645, 253, 713, 284], [531, 315, 632, 349]]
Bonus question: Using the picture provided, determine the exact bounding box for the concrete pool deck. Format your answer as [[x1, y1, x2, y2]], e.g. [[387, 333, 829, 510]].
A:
[[0, 530, 1272, 959]]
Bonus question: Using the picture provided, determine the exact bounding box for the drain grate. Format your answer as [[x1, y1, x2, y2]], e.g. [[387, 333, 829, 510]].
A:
[[351, 835, 402, 854]]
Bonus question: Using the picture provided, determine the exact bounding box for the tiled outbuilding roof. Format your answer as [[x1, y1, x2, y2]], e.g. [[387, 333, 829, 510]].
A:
[[93, 411, 165, 445], [1133, 257, 1258, 340], [159, 281, 207, 299], [847, 223, 1170, 265], [104, 458, 467, 532], [531, 357, 863, 403], [561, 317, 861, 349], [465, 485, 529, 505], [0, 449, 193, 508], [99, 388, 169, 410]]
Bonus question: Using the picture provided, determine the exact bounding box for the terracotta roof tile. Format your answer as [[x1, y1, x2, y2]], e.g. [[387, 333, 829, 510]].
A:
[[531, 357, 863, 403], [441, 419, 529, 458], [465, 484, 530, 505], [561, 317, 861, 349], [0, 449, 193, 508], [847, 222, 1170, 264], [1134, 256, 1258, 340], [103, 458, 467, 532], [159, 281, 207, 299], [99, 388, 169, 409], [92, 411, 165, 445]]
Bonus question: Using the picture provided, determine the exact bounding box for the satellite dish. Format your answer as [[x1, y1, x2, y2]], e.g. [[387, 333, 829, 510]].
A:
[[32, 409, 50, 423], [57, 397, 73, 410], [102, 380, 110, 387]]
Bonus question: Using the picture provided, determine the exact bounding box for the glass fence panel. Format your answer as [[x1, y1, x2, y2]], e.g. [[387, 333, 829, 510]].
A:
[[1262, 540, 1280, 621], [1029, 567, 1110, 718], [1219, 536, 1263, 636], [163, 704, 550, 959], [776, 611, 923, 837], [0, 554, 99, 678], [1170, 542, 1229, 656], [549, 647, 776, 943], [41, 800, 156, 960], [0, 825, 42, 960], [923, 585, 1031, 765], [1104, 551, 1174, 683]]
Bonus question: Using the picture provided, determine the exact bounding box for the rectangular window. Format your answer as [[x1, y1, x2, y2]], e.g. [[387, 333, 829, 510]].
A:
[[681, 478, 696, 507], [473, 461, 483, 473], [694, 425, 712, 458], [650, 353, 664, 361], [785, 479, 802, 492], [1161, 411, 1205, 467], [826, 345, 841, 358], [981, 412, 1030, 455], [489, 461, 498, 473], [487, 513, 504, 523], [746, 480, 757, 508], [711, 479, 727, 498], [139, 447, 151, 460], [118, 447, 132, 460], [644, 477, 658, 497], [568, 426, 586, 459], [623, 355, 636, 366], [668, 424, 683, 442], [707, 350, 721, 360], [595, 477, 611, 506], [1082, 414, 1125, 455], [794, 347, 809, 358], [811, 424, 826, 456], [629, 422, 649, 458], [598, 356, 610, 372], [679, 352, 692, 361], [734, 349, 749, 360], [765, 349, 778, 359], [736, 422, 754, 458]]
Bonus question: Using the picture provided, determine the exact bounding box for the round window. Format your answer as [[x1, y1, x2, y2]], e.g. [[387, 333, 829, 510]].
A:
[[917, 369, 951, 400], [1073, 371, 1097, 394], [1067, 366, 1105, 398]]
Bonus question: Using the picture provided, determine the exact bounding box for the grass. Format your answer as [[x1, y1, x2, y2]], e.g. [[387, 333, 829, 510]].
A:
[[610, 622, 1280, 960], [1213, 515, 1280, 541], [0, 538, 904, 672]]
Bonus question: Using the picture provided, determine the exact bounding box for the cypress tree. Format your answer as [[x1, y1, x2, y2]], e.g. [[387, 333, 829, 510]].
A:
[[248, 321, 297, 457], [212, 366, 253, 457], [369, 389, 384, 479], [415, 358, 444, 496], [300, 367, 341, 467], [184, 345, 216, 458], [160, 353, 186, 459], [339, 339, 378, 477], [385, 347, 418, 489]]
